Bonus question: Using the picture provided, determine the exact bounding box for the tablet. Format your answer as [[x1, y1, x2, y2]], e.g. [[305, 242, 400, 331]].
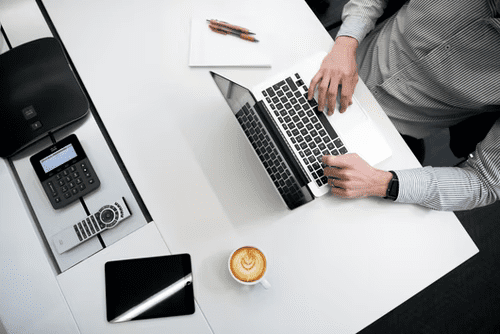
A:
[[105, 254, 194, 322]]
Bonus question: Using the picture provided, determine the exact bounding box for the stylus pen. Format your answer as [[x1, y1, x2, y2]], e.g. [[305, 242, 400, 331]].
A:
[[110, 273, 193, 323]]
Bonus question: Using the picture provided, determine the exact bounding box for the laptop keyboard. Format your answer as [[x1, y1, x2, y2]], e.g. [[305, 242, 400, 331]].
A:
[[236, 103, 305, 206], [262, 73, 348, 187]]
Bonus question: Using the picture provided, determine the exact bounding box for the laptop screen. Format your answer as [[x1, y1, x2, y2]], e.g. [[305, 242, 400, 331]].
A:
[[210, 71, 314, 210], [210, 72, 258, 116]]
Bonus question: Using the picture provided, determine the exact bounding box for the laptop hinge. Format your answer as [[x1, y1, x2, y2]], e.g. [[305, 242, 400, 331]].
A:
[[254, 101, 311, 187]]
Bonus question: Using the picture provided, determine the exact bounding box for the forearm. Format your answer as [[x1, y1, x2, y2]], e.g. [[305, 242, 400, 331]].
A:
[[394, 166, 499, 211], [395, 119, 500, 211], [334, 36, 359, 51], [336, 0, 389, 43], [371, 169, 393, 198]]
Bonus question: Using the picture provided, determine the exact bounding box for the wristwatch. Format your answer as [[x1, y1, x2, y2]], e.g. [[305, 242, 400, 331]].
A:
[[384, 171, 399, 201]]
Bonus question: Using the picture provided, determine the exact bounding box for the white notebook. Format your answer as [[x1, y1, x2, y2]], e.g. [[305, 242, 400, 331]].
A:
[[189, 16, 271, 67]]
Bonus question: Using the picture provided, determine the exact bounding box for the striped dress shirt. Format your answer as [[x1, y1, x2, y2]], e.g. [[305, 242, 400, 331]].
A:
[[336, 0, 500, 211]]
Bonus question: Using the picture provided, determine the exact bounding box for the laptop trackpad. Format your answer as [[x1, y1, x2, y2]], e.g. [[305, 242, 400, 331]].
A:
[[326, 100, 391, 166], [326, 98, 368, 129]]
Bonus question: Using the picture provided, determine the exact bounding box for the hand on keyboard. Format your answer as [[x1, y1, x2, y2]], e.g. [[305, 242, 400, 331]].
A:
[[322, 153, 392, 198], [308, 36, 359, 116]]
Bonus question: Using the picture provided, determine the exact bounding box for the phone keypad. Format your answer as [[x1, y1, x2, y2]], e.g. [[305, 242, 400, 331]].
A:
[[42, 158, 100, 209]]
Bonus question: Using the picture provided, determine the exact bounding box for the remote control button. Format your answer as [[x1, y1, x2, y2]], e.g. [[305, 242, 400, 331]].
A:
[[75, 178, 82, 185], [63, 170, 69, 176], [85, 172, 91, 177], [83, 221, 91, 237], [56, 174, 62, 180], [86, 218, 96, 235], [95, 213, 106, 229], [61, 186, 68, 193], [115, 203, 124, 218], [90, 215, 101, 232], [74, 226, 82, 241], [80, 162, 87, 168], [64, 192, 72, 199], [78, 222, 87, 239], [72, 172, 79, 178], [100, 208, 115, 224], [69, 182, 75, 188], [71, 188, 78, 195], [89, 179, 95, 184], [79, 184, 86, 191], [58, 180, 65, 186], [55, 197, 61, 203], [65, 176, 72, 182], [70, 166, 77, 172]]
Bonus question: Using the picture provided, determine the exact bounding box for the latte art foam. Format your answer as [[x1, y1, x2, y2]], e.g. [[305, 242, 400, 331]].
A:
[[230, 247, 266, 282]]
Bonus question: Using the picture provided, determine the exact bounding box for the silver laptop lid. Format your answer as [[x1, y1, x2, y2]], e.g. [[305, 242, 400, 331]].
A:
[[210, 71, 314, 210]]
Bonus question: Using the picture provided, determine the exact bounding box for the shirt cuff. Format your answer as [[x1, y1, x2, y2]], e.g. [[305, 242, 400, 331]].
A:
[[392, 168, 432, 204], [336, 15, 376, 44]]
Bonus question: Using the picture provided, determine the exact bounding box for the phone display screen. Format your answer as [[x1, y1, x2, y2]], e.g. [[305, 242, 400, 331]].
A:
[[40, 144, 78, 173]]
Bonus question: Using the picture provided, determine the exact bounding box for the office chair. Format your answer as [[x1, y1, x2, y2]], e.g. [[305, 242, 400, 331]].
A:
[[449, 112, 500, 160]]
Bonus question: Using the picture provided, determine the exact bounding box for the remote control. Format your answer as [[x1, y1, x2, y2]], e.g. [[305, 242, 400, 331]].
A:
[[53, 198, 132, 254]]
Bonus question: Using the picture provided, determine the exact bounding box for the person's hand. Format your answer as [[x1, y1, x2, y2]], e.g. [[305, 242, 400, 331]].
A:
[[308, 36, 359, 115], [322, 153, 392, 198]]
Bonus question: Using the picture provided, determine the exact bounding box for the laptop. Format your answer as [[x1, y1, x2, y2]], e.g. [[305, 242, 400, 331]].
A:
[[210, 51, 392, 210]]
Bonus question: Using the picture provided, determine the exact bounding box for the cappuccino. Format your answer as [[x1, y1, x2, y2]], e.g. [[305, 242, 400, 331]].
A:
[[229, 247, 267, 282]]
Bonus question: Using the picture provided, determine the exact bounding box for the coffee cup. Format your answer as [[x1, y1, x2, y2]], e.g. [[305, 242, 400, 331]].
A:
[[228, 246, 271, 289]]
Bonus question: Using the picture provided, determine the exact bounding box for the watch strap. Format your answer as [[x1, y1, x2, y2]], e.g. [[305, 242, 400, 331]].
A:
[[384, 171, 399, 201]]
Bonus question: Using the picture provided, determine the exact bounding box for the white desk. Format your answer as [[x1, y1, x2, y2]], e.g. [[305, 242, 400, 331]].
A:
[[1, 0, 479, 333]]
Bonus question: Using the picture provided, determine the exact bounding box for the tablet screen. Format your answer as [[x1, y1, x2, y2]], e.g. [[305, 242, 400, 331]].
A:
[[105, 254, 194, 322]]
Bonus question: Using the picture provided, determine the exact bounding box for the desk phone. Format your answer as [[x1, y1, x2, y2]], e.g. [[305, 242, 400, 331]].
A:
[[30, 134, 100, 209]]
